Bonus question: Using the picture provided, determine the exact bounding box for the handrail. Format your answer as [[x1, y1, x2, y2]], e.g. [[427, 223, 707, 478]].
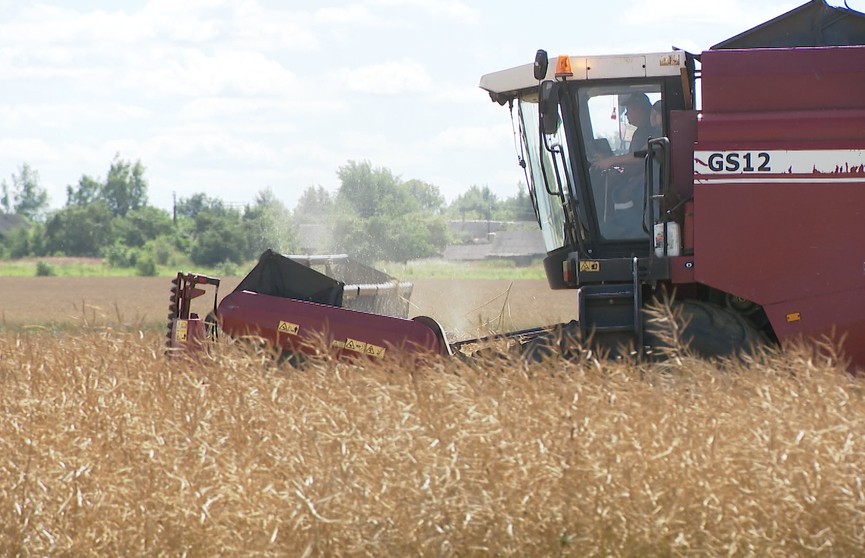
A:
[[646, 137, 672, 257]]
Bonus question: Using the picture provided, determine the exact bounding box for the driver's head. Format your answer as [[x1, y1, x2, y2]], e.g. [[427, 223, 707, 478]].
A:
[[624, 93, 651, 127]]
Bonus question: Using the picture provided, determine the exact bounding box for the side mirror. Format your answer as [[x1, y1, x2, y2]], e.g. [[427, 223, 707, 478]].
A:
[[534, 50, 549, 81], [539, 80, 560, 135]]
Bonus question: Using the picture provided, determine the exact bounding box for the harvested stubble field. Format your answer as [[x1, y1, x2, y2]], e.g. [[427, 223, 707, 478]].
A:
[[2, 279, 865, 556], [0, 276, 575, 338]]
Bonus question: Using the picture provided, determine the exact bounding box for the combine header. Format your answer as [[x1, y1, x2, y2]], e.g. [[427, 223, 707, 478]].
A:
[[167, 249, 451, 361]]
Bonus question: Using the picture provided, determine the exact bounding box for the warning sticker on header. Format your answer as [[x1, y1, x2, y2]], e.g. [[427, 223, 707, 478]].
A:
[[175, 320, 188, 343], [344, 338, 386, 358]]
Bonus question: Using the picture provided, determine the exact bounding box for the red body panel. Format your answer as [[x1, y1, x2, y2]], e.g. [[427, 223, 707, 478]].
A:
[[689, 45, 865, 369], [693, 182, 865, 304], [218, 290, 448, 360], [764, 288, 865, 369], [701, 47, 865, 113]]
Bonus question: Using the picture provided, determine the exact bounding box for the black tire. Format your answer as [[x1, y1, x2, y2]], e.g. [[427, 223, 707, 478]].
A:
[[646, 299, 767, 360]]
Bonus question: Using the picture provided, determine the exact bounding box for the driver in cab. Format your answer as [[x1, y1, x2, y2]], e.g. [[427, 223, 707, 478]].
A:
[[591, 92, 657, 172], [589, 92, 659, 237]]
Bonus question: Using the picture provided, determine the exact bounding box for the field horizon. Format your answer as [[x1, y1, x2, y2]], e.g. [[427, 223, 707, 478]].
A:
[[0, 275, 575, 341]]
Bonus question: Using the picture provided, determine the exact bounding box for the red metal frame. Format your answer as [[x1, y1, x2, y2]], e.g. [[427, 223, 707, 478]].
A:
[[217, 290, 450, 360], [166, 272, 220, 353]]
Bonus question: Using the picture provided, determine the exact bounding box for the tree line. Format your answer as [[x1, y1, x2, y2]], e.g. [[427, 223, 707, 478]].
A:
[[0, 157, 536, 272]]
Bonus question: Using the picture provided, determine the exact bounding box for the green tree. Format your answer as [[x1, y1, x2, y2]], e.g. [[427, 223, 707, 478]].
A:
[[448, 185, 499, 221], [404, 179, 445, 214], [293, 185, 334, 224], [113, 206, 174, 248], [176, 193, 227, 220], [499, 185, 537, 222], [390, 213, 448, 262], [3, 222, 47, 258], [103, 155, 147, 217], [176, 193, 250, 266], [243, 188, 297, 255], [66, 175, 102, 207], [189, 217, 248, 266], [52, 155, 154, 259], [65, 156, 148, 218], [9, 163, 49, 221], [45, 202, 114, 256], [336, 160, 419, 218], [330, 161, 448, 263]]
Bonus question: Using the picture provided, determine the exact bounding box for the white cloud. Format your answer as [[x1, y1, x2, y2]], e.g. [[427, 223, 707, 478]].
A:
[[427, 124, 511, 151], [370, 0, 479, 24], [0, 138, 58, 162], [120, 48, 301, 97], [0, 102, 151, 130], [338, 59, 433, 94], [624, 0, 798, 31], [314, 4, 381, 26]]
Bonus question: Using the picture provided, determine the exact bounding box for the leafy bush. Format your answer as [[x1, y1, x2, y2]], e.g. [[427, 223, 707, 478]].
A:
[[135, 254, 158, 276], [35, 261, 55, 276], [216, 260, 240, 277], [148, 236, 175, 266], [104, 241, 136, 268]]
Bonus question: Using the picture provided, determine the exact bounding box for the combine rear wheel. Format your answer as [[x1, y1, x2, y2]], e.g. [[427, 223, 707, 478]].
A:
[[646, 299, 767, 359]]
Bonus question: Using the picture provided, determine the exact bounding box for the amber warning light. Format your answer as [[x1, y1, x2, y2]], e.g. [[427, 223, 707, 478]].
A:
[[555, 55, 574, 78]]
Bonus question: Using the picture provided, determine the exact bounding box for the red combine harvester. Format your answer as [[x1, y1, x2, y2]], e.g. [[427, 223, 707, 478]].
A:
[[168, 1, 865, 370]]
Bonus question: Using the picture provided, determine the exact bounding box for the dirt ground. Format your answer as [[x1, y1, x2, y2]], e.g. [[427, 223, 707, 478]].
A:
[[0, 277, 576, 338]]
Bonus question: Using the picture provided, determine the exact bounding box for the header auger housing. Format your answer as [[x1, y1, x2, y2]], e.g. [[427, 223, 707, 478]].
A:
[[166, 249, 454, 362]]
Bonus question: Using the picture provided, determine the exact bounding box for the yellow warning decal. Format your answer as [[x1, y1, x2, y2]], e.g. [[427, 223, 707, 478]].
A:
[[579, 260, 600, 272], [786, 312, 802, 323], [277, 320, 300, 335], [343, 338, 386, 358], [344, 338, 367, 353], [365, 343, 386, 358], [175, 320, 188, 343], [331, 340, 346, 349]]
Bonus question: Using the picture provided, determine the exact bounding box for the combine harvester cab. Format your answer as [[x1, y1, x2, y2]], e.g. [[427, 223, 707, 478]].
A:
[[167, 249, 451, 361]]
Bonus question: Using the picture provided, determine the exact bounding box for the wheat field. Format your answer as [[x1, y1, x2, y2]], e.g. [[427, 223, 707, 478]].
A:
[[2, 320, 864, 556]]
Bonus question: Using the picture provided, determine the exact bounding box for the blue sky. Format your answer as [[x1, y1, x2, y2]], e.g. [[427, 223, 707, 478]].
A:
[[0, 0, 825, 212]]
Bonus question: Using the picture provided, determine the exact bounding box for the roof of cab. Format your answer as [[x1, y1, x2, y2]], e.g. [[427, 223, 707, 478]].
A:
[[479, 51, 686, 101]]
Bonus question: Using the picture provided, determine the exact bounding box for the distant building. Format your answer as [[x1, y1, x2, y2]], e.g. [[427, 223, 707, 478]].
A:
[[444, 220, 545, 265], [485, 230, 546, 266], [0, 213, 24, 238], [294, 220, 546, 265]]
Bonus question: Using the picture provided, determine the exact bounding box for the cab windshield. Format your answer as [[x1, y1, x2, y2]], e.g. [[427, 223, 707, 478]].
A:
[[579, 84, 662, 240], [517, 83, 662, 254]]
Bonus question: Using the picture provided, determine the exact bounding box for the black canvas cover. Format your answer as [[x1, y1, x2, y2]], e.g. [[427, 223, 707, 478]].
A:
[[233, 249, 345, 307], [712, 0, 865, 49]]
